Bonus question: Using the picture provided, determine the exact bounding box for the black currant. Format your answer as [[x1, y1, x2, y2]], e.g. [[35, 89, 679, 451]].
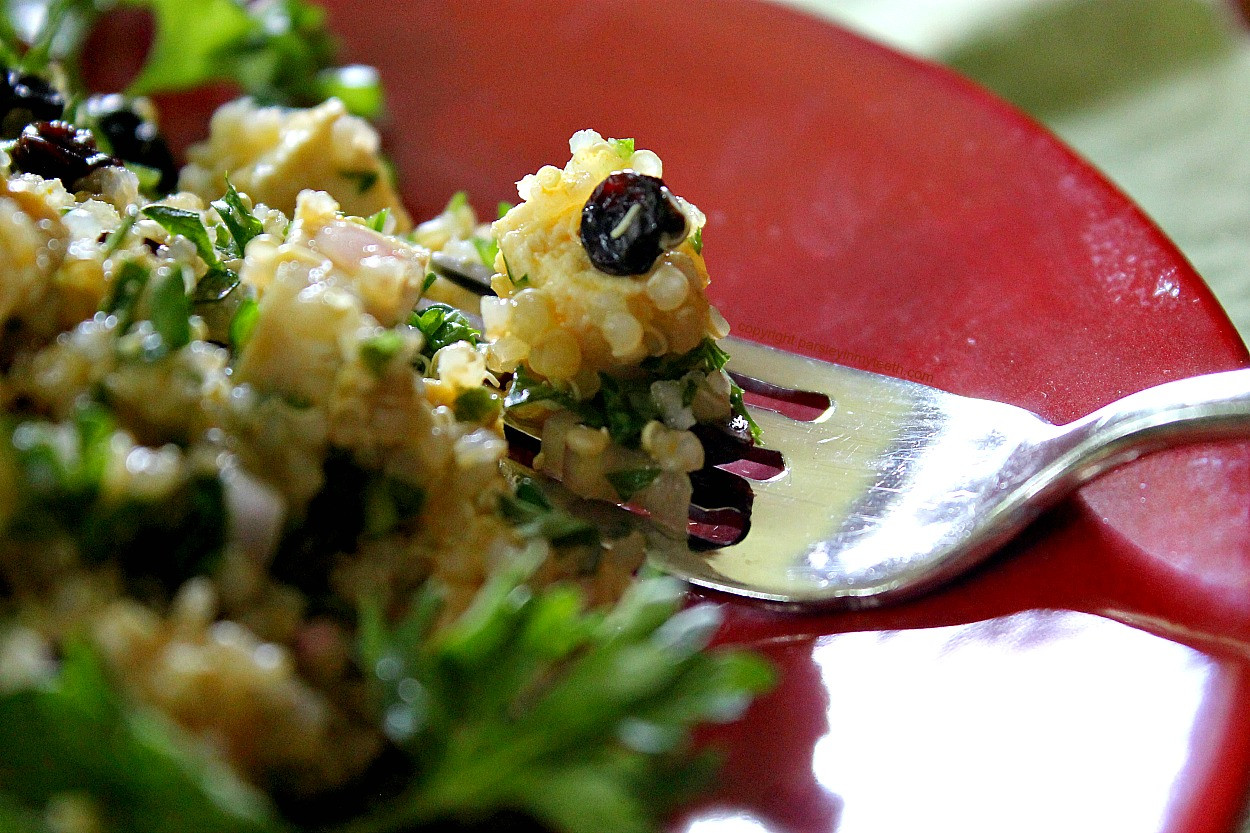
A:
[[0, 68, 66, 137], [86, 95, 178, 193], [11, 120, 121, 185], [580, 171, 688, 276]]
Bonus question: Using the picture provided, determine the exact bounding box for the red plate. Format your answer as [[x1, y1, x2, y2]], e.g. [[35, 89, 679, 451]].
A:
[[93, 1, 1250, 830]]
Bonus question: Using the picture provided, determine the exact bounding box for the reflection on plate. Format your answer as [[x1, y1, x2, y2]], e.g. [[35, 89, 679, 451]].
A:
[[687, 610, 1220, 833]]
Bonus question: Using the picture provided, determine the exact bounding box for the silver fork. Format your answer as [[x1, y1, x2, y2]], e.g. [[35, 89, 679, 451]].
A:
[[671, 337, 1250, 607]]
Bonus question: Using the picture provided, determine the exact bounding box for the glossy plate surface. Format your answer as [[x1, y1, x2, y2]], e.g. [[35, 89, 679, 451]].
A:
[[102, 1, 1250, 830]]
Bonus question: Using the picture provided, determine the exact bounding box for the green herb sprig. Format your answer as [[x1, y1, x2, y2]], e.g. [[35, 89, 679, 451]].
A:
[[352, 573, 774, 833], [498, 477, 599, 548], [410, 303, 482, 359], [0, 639, 284, 833]]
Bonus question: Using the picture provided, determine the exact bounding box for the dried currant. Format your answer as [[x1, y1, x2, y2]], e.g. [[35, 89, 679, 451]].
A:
[[86, 95, 178, 193], [10, 120, 121, 185], [0, 69, 65, 137], [580, 171, 689, 276]]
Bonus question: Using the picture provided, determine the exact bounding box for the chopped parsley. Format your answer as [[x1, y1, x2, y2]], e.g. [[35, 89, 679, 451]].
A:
[[362, 475, 426, 538], [501, 251, 530, 289], [641, 337, 730, 377], [228, 297, 260, 353], [689, 226, 703, 255], [605, 467, 662, 502], [340, 169, 379, 194], [507, 339, 742, 448], [609, 137, 635, 159], [503, 365, 582, 414], [100, 260, 150, 333], [730, 383, 763, 444], [148, 266, 192, 357], [410, 303, 482, 359], [454, 387, 502, 423], [102, 208, 140, 258], [211, 176, 264, 258], [142, 205, 241, 303], [360, 330, 405, 377], [472, 235, 498, 270], [142, 205, 220, 269], [188, 268, 241, 304], [124, 161, 163, 195], [497, 478, 599, 548], [364, 207, 390, 232], [596, 374, 660, 448], [3, 404, 227, 588]]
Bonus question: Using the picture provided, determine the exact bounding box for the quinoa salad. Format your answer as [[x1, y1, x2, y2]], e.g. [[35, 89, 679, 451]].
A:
[[0, 3, 771, 833]]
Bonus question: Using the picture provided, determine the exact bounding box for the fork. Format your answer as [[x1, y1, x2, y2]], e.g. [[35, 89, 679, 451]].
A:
[[430, 253, 1250, 608], [682, 337, 1250, 606]]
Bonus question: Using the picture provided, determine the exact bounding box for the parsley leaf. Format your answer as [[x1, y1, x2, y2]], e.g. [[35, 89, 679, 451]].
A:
[[730, 383, 763, 444], [498, 477, 599, 548], [123, 0, 382, 117], [228, 297, 260, 353], [0, 639, 284, 833], [604, 467, 662, 502], [100, 260, 150, 333], [142, 205, 241, 302], [353, 573, 773, 833], [609, 137, 635, 159], [125, 0, 255, 96], [340, 169, 379, 194], [148, 266, 191, 356], [211, 176, 264, 258], [689, 226, 703, 255], [360, 330, 404, 377], [142, 205, 220, 270], [472, 236, 498, 270], [409, 303, 482, 358], [1, 0, 102, 80], [454, 387, 502, 423]]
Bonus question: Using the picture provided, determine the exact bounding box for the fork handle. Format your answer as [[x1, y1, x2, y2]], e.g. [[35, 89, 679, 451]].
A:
[[1055, 366, 1250, 483]]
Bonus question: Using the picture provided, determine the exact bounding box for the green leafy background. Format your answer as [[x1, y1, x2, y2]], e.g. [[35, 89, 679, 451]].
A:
[[792, 0, 1250, 345]]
